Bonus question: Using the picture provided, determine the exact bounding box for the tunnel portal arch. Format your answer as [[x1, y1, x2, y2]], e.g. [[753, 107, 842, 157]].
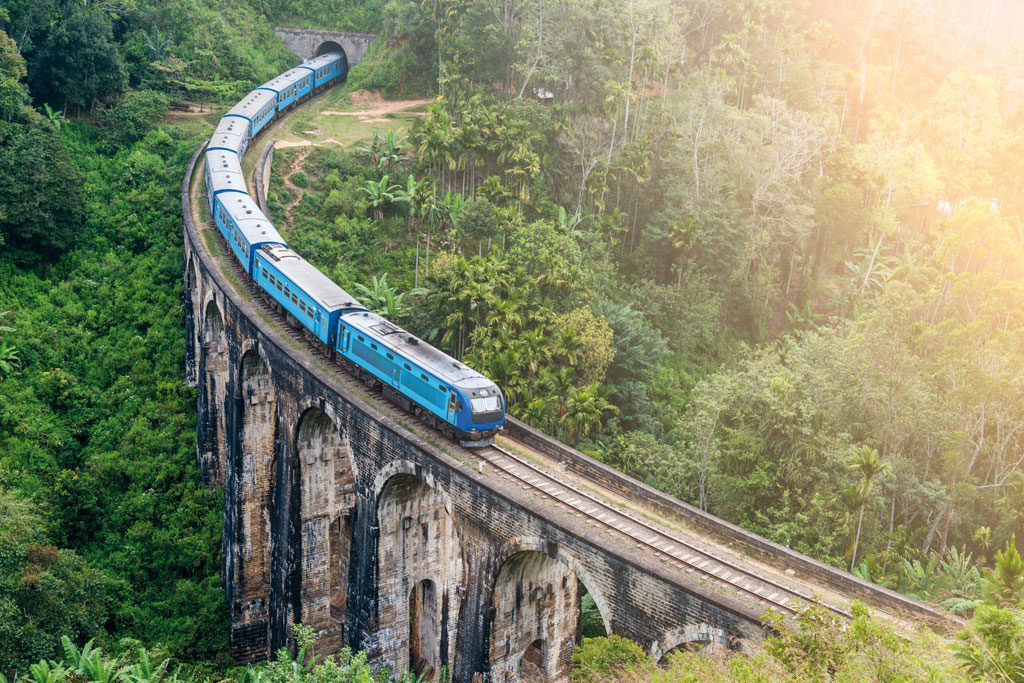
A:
[[315, 41, 349, 70]]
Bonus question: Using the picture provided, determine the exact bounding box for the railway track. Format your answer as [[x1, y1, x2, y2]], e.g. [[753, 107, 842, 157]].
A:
[[208, 210, 850, 622], [479, 443, 852, 620]]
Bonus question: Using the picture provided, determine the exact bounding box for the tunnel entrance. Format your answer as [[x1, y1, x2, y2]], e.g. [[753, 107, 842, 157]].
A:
[[315, 41, 349, 71]]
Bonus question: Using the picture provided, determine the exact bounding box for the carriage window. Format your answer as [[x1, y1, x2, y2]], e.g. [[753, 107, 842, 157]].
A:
[[386, 353, 393, 360], [421, 374, 429, 382], [291, 293, 298, 304], [315, 310, 321, 322], [276, 281, 283, 291], [404, 364, 411, 370], [283, 286, 290, 297], [357, 335, 364, 341], [370, 343, 377, 349], [261, 268, 268, 279], [299, 301, 306, 312]]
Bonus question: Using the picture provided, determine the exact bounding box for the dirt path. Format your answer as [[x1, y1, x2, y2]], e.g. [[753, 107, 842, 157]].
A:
[[323, 98, 430, 121], [274, 137, 347, 149], [280, 148, 311, 229]]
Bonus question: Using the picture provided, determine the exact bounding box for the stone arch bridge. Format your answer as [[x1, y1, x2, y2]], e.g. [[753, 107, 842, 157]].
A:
[[182, 92, 954, 682]]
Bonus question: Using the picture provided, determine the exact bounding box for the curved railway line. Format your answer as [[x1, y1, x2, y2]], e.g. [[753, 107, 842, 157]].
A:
[[187, 70, 964, 641], [481, 443, 852, 621], [211, 234, 849, 620]]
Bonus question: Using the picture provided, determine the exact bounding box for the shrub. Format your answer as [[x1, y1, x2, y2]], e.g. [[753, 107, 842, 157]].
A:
[[571, 635, 650, 682]]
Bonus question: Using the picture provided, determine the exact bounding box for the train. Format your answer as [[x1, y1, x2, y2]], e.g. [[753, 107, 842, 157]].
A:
[[202, 52, 505, 447]]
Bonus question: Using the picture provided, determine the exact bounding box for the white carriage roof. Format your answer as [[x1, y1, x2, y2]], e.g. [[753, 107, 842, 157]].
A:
[[260, 67, 311, 93], [225, 88, 277, 120], [304, 53, 343, 70], [207, 149, 245, 194], [259, 245, 365, 311], [344, 310, 494, 387], [210, 117, 246, 152], [222, 193, 284, 245]]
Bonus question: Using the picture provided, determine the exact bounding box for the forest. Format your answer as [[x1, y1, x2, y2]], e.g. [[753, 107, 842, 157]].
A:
[[0, 0, 1022, 680]]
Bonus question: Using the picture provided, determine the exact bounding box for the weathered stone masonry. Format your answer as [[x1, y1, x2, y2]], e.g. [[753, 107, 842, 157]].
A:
[[184, 139, 768, 680]]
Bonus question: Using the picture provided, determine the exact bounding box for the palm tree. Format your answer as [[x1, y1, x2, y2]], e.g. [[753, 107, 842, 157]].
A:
[[848, 446, 892, 571], [561, 383, 617, 441], [353, 273, 425, 322]]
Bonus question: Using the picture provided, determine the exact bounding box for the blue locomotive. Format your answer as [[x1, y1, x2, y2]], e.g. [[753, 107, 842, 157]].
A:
[[202, 52, 504, 446]]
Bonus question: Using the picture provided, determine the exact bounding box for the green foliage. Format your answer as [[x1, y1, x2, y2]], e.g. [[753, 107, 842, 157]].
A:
[[27, 6, 127, 111], [101, 90, 169, 147], [570, 635, 650, 683], [954, 605, 1024, 682], [0, 119, 86, 263], [0, 491, 127, 678], [579, 591, 606, 640], [0, 30, 28, 122], [984, 536, 1024, 609], [0, 97, 227, 669]]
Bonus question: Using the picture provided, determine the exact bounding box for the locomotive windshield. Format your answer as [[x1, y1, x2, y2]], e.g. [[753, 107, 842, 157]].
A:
[[471, 395, 501, 412]]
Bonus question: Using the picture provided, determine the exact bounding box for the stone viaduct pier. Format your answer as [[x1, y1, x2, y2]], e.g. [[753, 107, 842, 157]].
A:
[[182, 52, 955, 682]]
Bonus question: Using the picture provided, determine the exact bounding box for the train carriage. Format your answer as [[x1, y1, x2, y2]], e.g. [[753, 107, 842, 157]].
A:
[[225, 88, 278, 138], [336, 311, 505, 445], [211, 193, 285, 274], [261, 67, 315, 112], [253, 245, 365, 345], [209, 116, 248, 157], [304, 52, 346, 88], [204, 149, 248, 234]]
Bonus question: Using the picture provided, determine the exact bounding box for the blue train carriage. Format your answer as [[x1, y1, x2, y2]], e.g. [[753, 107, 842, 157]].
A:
[[225, 88, 278, 139], [204, 148, 247, 218], [253, 245, 365, 345], [261, 67, 314, 112], [304, 52, 346, 89], [210, 115, 249, 157], [336, 312, 505, 446], [212, 192, 285, 274]]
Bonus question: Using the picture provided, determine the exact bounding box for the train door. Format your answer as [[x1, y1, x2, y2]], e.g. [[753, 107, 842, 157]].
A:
[[446, 392, 457, 424]]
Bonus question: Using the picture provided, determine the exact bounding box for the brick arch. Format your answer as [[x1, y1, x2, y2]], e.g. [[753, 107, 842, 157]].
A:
[[230, 347, 278, 661], [375, 473, 463, 678], [650, 624, 731, 663], [293, 407, 355, 655], [197, 297, 229, 488], [372, 460, 455, 518], [488, 547, 604, 683], [187, 256, 198, 296], [491, 538, 613, 637], [203, 297, 224, 342]]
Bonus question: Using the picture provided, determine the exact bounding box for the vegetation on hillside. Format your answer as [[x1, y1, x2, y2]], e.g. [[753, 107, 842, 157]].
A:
[[273, 0, 1024, 612]]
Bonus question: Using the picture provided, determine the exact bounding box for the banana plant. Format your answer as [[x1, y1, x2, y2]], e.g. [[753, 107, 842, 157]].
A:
[[122, 650, 169, 683], [27, 661, 70, 683], [61, 637, 123, 683]]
